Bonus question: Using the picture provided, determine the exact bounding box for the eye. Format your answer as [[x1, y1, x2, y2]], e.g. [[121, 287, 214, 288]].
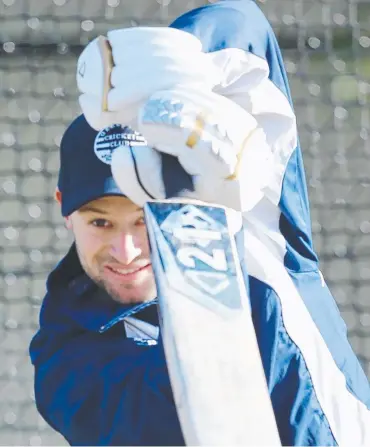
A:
[[90, 218, 112, 228]]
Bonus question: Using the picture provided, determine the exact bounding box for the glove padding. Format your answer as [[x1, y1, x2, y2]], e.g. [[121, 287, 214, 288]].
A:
[[76, 25, 277, 212], [77, 27, 222, 130], [111, 86, 274, 212]]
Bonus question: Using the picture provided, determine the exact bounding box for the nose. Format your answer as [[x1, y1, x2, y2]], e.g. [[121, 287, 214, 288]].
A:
[[110, 232, 142, 265]]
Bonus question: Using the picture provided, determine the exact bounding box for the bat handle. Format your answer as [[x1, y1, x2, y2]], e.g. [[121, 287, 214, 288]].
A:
[[161, 153, 194, 198]]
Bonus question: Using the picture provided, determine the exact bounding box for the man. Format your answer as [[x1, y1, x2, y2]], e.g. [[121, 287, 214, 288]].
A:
[[30, 0, 370, 445]]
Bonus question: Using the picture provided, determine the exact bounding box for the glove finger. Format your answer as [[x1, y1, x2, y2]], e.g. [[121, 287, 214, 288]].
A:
[[138, 91, 232, 176], [107, 27, 222, 111], [79, 94, 122, 131], [111, 138, 165, 207], [193, 128, 274, 212], [209, 49, 269, 95], [109, 55, 214, 108], [139, 87, 258, 178], [76, 37, 104, 96], [107, 27, 203, 64]]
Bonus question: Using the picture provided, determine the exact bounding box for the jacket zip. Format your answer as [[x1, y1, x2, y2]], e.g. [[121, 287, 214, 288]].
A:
[[99, 298, 158, 333]]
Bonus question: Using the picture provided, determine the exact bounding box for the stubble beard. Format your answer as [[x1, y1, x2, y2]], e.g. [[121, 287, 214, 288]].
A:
[[76, 245, 154, 305]]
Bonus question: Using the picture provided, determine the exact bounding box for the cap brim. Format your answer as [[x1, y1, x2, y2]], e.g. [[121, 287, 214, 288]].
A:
[[61, 177, 124, 217]]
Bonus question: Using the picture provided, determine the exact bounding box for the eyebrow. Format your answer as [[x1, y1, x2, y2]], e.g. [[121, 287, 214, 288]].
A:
[[78, 204, 143, 214], [78, 205, 109, 214]]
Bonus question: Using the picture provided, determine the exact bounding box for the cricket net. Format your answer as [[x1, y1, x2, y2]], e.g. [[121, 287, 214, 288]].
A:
[[0, 0, 369, 445]]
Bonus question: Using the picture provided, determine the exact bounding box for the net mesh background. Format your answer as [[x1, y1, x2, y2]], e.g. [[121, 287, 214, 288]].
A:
[[1, 0, 370, 444]]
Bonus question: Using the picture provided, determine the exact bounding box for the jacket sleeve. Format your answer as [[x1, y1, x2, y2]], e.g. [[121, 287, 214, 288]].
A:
[[30, 329, 184, 446], [248, 273, 370, 447]]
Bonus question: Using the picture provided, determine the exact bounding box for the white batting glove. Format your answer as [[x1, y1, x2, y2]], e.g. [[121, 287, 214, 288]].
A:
[[76, 26, 275, 212], [76, 27, 222, 130], [110, 85, 274, 212]]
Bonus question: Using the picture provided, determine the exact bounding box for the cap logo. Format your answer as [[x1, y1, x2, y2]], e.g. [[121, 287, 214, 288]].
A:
[[93, 124, 147, 165]]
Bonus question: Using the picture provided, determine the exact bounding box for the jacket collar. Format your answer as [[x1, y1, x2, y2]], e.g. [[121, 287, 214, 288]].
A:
[[42, 244, 157, 333]]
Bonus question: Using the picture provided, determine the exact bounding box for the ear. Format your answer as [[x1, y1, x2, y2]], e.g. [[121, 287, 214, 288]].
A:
[[54, 187, 62, 205], [54, 187, 72, 229]]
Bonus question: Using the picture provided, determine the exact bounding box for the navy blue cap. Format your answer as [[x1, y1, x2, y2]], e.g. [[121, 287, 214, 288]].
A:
[[58, 114, 195, 216], [58, 114, 141, 216]]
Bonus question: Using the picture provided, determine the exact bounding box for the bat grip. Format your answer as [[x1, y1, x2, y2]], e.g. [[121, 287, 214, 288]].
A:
[[161, 153, 194, 198]]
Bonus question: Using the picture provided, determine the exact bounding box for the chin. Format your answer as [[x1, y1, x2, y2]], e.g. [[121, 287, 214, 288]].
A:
[[112, 293, 154, 305], [107, 283, 157, 305]]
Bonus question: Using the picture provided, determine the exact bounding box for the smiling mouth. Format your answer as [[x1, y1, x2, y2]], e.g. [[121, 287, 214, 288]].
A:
[[105, 264, 151, 276]]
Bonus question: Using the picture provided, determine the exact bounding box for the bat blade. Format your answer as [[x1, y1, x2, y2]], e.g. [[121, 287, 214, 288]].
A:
[[144, 201, 281, 446]]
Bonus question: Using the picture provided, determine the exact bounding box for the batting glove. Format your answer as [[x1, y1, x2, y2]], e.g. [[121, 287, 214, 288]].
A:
[[76, 27, 222, 130], [76, 26, 275, 212], [110, 85, 274, 212]]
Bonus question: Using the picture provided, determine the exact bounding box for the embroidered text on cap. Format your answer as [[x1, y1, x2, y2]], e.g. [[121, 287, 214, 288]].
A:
[[94, 124, 147, 165]]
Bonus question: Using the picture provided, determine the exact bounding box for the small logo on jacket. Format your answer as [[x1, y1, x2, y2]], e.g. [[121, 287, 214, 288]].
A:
[[123, 316, 159, 347], [94, 124, 147, 165], [133, 338, 158, 346]]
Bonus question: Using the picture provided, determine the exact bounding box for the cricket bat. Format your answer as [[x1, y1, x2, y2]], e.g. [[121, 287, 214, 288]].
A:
[[96, 36, 280, 445], [144, 200, 281, 446]]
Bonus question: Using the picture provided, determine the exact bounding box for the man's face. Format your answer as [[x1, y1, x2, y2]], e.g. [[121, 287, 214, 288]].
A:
[[65, 196, 156, 305]]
